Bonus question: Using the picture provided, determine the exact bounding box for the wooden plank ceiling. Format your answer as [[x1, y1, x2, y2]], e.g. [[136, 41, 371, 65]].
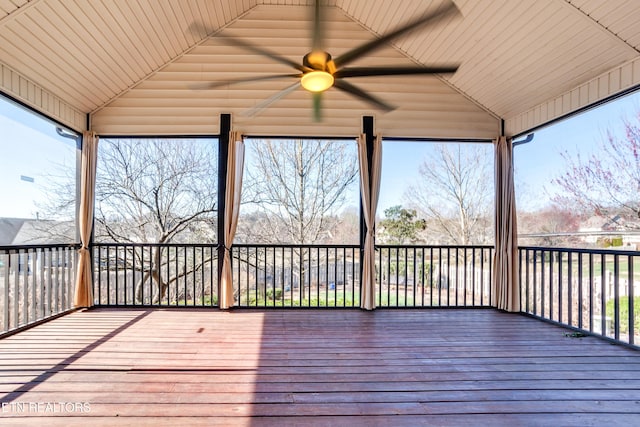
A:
[[1, 0, 640, 138]]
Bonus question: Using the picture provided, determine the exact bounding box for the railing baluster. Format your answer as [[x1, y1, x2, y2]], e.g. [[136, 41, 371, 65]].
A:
[[463, 248, 468, 307], [192, 246, 196, 306], [12, 252, 19, 328], [541, 250, 546, 318], [413, 248, 417, 307], [280, 247, 285, 307], [576, 252, 582, 329], [589, 253, 594, 332], [487, 247, 492, 306], [629, 255, 635, 346], [325, 247, 329, 307], [601, 253, 606, 336], [199, 246, 203, 306], [420, 248, 425, 307], [438, 247, 442, 307], [394, 248, 400, 306], [3, 252, 9, 332], [532, 250, 537, 315], [139, 246, 144, 306], [614, 254, 620, 341], [272, 246, 277, 307], [479, 248, 484, 306], [290, 247, 294, 308], [524, 249, 529, 313], [114, 246, 120, 306], [351, 247, 356, 306], [449, 248, 460, 306], [33, 249, 39, 322], [318, 248, 320, 307], [403, 247, 408, 307], [42, 248, 48, 314], [183, 246, 187, 306], [24, 250, 30, 326], [558, 251, 563, 323], [447, 248, 451, 306]]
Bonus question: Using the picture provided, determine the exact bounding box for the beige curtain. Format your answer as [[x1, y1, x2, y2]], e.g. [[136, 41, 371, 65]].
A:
[[492, 136, 520, 312], [219, 131, 245, 309], [358, 134, 382, 310], [74, 131, 99, 308]]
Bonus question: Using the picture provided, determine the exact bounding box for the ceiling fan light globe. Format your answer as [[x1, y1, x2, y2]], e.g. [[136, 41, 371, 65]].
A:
[[301, 71, 334, 92]]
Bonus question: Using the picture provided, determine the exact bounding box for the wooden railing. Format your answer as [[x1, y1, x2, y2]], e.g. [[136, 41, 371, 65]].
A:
[[5, 242, 638, 351], [92, 243, 494, 309], [1, 244, 79, 336], [376, 245, 494, 307], [92, 243, 219, 307], [519, 246, 639, 348]]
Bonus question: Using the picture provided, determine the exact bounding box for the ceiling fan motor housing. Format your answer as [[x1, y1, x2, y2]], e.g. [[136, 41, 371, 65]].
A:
[[303, 51, 336, 74]]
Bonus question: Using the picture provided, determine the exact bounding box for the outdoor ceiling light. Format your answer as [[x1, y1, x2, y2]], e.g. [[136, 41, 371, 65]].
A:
[[300, 71, 334, 93]]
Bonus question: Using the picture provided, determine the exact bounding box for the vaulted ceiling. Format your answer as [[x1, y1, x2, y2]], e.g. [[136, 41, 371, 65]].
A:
[[1, 0, 640, 138]]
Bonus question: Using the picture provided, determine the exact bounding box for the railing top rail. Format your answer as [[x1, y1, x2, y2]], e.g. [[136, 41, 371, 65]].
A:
[[233, 243, 360, 249], [93, 242, 361, 249], [0, 243, 81, 251], [376, 244, 494, 249], [93, 242, 216, 248], [519, 245, 640, 256]]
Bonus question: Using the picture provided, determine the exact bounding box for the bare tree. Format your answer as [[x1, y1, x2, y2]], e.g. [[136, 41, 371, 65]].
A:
[[238, 139, 358, 300], [553, 114, 640, 227], [94, 138, 218, 302], [518, 207, 581, 247], [405, 143, 493, 245], [240, 139, 358, 244]]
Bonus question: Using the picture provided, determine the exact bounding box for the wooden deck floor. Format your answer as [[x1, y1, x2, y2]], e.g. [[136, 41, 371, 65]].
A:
[[0, 308, 639, 426]]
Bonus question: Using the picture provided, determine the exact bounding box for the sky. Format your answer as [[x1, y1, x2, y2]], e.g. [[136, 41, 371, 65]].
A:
[[513, 92, 640, 211], [377, 140, 492, 213], [2, 90, 640, 219], [377, 90, 640, 213], [0, 98, 77, 219]]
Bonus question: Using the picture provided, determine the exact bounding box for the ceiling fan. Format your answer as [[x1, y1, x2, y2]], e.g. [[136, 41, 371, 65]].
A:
[[194, 0, 461, 121]]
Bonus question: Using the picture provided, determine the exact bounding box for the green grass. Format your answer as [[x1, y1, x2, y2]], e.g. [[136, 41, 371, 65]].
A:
[[239, 293, 360, 308], [606, 296, 640, 335], [526, 255, 640, 282]]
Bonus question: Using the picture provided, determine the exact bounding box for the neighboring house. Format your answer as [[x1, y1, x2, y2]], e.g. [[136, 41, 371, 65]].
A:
[[0, 218, 27, 245], [0, 218, 76, 245], [0, 218, 76, 273], [579, 215, 640, 249]]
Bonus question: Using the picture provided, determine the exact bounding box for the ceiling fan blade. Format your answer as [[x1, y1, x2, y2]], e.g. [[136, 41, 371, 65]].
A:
[[219, 36, 309, 72], [311, 0, 325, 52], [334, 65, 459, 78], [312, 92, 322, 122], [333, 80, 395, 112], [187, 21, 213, 39], [191, 74, 301, 90], [243, 81, 302, 117], [333, 1, 460, 69], [188, 22, 308, 72]]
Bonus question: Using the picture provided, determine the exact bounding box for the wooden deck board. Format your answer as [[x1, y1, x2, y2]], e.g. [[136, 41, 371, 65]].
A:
[[1, 308, 639, 426]]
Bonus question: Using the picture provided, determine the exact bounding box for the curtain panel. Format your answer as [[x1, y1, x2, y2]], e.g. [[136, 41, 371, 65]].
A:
[[219, 131, 245, 309], [492, 136, 520, 312], [358, 134, 382, 310], [73, 131, 98, 308]]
